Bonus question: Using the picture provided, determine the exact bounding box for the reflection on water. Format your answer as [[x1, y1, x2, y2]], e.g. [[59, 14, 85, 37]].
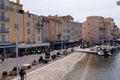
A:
[[63, 50, 120, 80]]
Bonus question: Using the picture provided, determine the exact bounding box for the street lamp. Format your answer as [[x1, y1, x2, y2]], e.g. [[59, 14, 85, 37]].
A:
[[14, 7, 19, 75], [57, 17, 62, 50], [57, 32, 61, 41]]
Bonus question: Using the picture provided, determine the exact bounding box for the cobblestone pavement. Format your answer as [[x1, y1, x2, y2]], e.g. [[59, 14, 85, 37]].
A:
[[0, 49, 64, 77], [0, 47, 85, 79], [13, 51, 86, 80]]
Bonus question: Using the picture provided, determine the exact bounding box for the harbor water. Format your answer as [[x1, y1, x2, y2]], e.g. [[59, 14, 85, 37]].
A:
[[63, 49, 120, 80]]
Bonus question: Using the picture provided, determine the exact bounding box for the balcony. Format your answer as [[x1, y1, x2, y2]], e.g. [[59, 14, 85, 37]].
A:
[[0, 5, 9, 10], [0, 41, 9, 44], [99, 36, 106, 39], [0, 5, 24, 14], [0, 29, 9, 33], [99, 27, 106, 30], [35, 23, 43, 28], [0, 17, 9, 22]]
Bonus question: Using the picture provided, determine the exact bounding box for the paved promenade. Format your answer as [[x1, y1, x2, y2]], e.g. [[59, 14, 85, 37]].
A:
[[13, 52, 86, 80]]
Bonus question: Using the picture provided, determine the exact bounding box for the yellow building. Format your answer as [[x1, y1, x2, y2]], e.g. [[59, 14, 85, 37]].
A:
[[24, 12, 35, 44], [0, 0, 9, 44], [8, 0, 24, 43], [0, 0, 24, 57]]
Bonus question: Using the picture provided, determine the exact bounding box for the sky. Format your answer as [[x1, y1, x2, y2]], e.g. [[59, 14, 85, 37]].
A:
[[11, 0, 120, 28]]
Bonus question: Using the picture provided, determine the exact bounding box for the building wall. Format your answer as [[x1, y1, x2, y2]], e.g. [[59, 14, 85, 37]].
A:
[[60, 18, 82, 42], [34, 15, 42, 44], [8, 1, 24, 43], [49, 17, 58, 42], [118, 29, 120, 39], [24, 12, 34, 44], [103, 18, 118, 40], [75, 23, 82, 41], [8, 11, 24, 43], [61, 20, 69, 41], [82, 16, 103, 44], [98, 18, 106, 43], [82, 16, 119, 44], [0, 0, 9, 43], [61, 20, 65, 41], [9, 1, 22, 11], [42, 16, 50, 43]]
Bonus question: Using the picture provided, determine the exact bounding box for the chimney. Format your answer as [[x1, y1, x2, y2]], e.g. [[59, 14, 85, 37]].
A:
[[16, 0, 20, 4]]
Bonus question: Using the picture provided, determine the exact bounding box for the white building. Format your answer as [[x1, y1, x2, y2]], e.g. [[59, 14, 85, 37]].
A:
[[60, 15, 82, 42]]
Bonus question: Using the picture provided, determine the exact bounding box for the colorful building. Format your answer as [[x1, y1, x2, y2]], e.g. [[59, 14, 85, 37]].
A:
[[34, 15, 43, 44], [60, 15, 82, 42], [0, 0, 9, 44], [9, 0, 24, 43], [82, 16, 119, 44], [49, 15, 58, 42], [103, 18, 118, 40], [0, 0, 24, 57], [24, 12, 35, 44], [41, 16, 50, 43], [0, 0, 119, 57]]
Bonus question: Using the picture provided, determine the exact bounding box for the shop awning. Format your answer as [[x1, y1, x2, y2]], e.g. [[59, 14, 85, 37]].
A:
[[0, 45, 16, 48], [18, 43, 50, 48]]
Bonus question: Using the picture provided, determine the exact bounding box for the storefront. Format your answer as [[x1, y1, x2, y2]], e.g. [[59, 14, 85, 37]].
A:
[[0, 44, 16, 57]]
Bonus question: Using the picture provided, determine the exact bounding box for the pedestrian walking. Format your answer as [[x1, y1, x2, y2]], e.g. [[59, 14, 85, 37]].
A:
[[0, 55, 1, 59], [19, 68, 26, 80], [1, 57, 4, 63]]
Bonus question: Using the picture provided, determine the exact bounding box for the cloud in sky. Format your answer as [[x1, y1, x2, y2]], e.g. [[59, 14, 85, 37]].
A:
[[11, 0, 120, 28]]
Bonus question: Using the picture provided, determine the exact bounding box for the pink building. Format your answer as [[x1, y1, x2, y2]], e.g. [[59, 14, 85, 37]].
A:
[[49, 16, 58, 42], [41, 15, 61, 43], [82, 16, 106, 44], [82, 16, 119, 44]]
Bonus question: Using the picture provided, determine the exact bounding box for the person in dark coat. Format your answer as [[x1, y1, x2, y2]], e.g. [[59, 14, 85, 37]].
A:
[[1, 57, 4, 62], [19, 68, 26, 80]]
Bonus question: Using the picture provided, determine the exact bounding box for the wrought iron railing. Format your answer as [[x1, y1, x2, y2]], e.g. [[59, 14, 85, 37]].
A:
[[0, 29, 9, 33], [0, 16, 9, 21]]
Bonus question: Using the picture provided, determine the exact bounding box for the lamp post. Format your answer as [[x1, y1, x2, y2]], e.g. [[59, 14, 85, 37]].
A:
[[58, 17, 62, 50], [57, 32, 61, 41], [15, 24, 19, 75], [57, 32, 61, 49], [14, 7, 19, 75]]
